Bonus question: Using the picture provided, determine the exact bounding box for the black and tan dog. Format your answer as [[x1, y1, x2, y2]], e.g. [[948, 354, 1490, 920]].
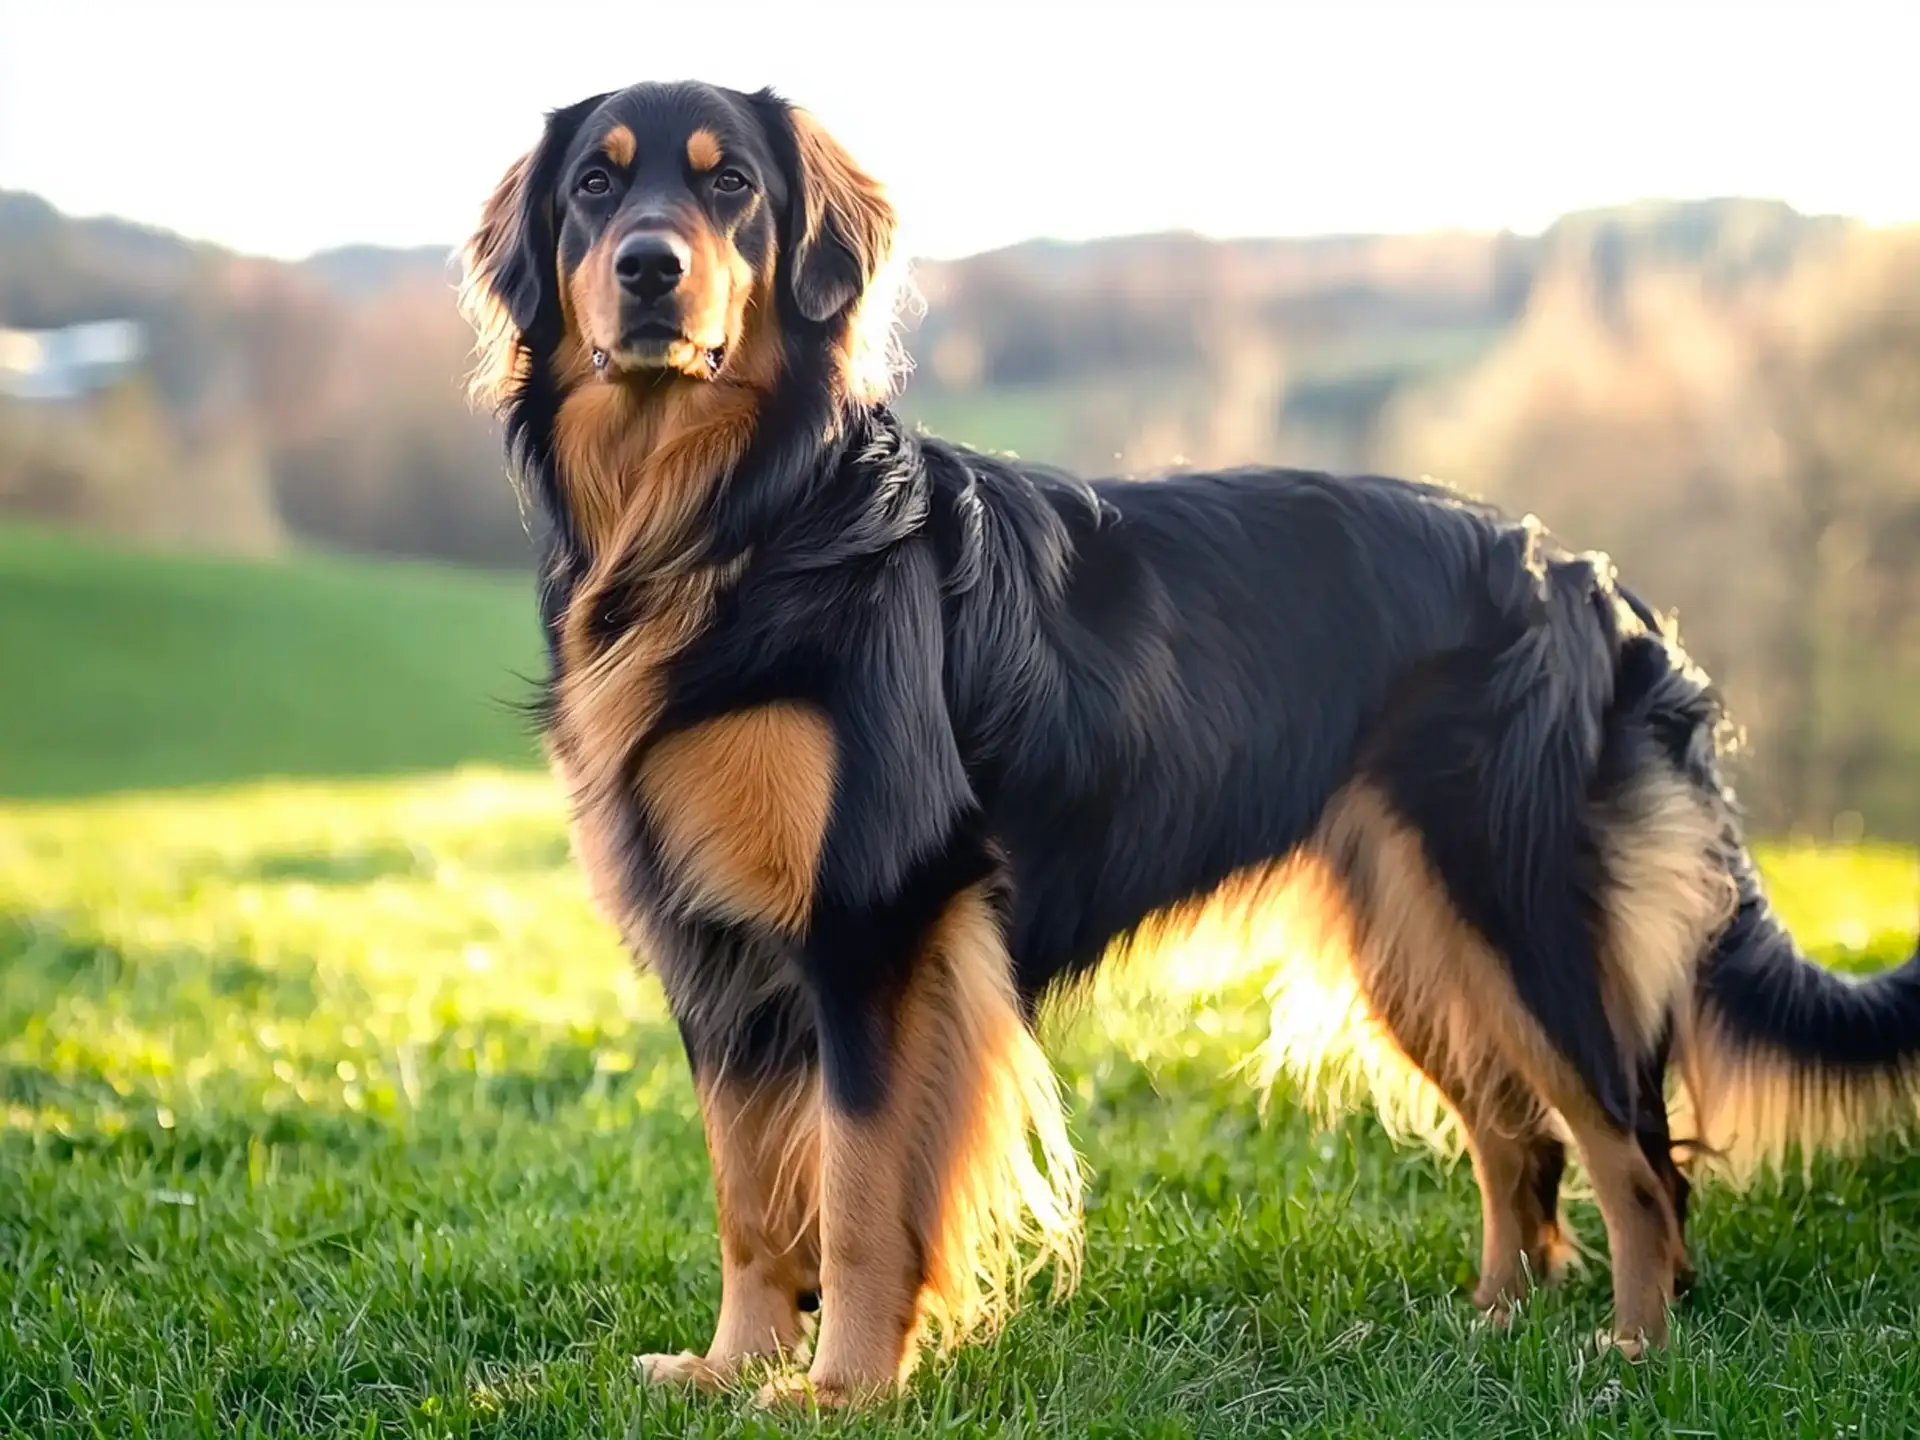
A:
[[457, 80, 1920, 1406]]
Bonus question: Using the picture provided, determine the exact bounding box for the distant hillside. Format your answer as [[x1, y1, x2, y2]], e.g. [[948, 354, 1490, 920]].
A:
[[1540, 197, 1849, 283], [900, 198, 1852, 472], [302, 243, 459, 299], [0, 525, 545, 798], [0, 192, 217, 326], [0, 190, 527, 568], [0, 186, 1860, 564]]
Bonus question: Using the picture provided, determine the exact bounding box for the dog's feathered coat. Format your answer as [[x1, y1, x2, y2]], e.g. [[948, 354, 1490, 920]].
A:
[[458, 79, 1920, 1405]]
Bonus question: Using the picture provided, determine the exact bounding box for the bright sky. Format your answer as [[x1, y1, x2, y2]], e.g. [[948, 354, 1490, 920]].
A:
[[2, 0, 1915, 262]]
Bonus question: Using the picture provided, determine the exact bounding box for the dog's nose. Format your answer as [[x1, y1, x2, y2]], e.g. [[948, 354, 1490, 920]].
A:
[[613, 231, 687, 301]]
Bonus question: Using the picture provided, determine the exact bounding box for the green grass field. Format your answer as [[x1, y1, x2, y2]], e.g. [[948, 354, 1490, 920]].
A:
[[3, 528, 1919, 1437], [0, 527, 545, 798]]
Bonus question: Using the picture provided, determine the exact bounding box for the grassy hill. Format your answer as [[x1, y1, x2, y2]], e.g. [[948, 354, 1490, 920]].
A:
[[0, 526, 546, 797]]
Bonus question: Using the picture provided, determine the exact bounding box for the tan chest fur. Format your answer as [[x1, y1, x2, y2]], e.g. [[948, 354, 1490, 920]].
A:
[[546, 345, 839, 943]]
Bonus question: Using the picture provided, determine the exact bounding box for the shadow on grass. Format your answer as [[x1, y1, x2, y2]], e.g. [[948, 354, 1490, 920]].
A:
[[0, 914, 334, 1022], [226, 829, 576, 887], [0, 908, 691, 1174], [243, 843, 436, 886]]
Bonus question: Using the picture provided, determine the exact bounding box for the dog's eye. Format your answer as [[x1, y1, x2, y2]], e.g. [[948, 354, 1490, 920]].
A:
[[579, 169, 611, 197], [713, 168, 750, 194]]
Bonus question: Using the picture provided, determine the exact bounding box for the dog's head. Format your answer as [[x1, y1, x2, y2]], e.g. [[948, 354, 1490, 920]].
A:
[[459, 81, 906, 409]]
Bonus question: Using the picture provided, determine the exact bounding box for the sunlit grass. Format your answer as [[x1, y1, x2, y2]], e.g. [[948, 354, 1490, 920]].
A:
[[2, 772, 1917, 1438]]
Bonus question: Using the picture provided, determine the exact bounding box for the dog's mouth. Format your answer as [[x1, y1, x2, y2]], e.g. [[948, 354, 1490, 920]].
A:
[[596, 323, 726, 381]]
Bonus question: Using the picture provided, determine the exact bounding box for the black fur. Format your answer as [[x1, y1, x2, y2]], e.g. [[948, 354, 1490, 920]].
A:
[[1701, 844, 1920, 1080]]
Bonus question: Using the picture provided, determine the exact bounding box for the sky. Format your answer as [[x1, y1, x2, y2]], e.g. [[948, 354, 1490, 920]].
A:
[[2, 0, 1916, 263]]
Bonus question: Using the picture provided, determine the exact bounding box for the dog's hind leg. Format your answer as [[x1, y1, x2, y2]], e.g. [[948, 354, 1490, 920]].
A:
[[1532, 1071, 1688, 1355], [1320, 776, 1683, 1350], [1476, 1126, 1578, 1308], [1632, 1029, 1695, 1296], [1423, 1066, 1574, 1315], [1326, 833, 1575, 1314]]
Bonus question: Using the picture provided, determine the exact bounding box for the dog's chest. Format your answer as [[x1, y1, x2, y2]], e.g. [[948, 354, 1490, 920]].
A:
[[546, 562, 835, 951], [543, 562, 737, 939]]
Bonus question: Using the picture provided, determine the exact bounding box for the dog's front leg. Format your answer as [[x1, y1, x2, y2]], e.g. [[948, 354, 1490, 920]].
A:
[[797, 1062, 929, 1405], [638, 1066, 821, 1389], [759, 880, 1082, 1409]]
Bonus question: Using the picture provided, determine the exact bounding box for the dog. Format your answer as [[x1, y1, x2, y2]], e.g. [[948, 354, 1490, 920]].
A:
[[456, 79, 1920, 1406]]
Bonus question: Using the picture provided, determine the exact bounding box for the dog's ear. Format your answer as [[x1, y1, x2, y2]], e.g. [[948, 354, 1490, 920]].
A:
[[754, 91, 897, 324], [457, 93, 609, 410]]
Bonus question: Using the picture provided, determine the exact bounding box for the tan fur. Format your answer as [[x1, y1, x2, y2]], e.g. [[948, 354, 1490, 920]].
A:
[[455, 150, 535, 411], [637, 703, 838, 933], [686, 127, 722, 171], [680, 221, 755, 360], [551, 557, 746, 792], [549, 265, 781, 557], [1594, 767, 1735, 1051], [793, 884, 1083, 1405], [1324, 793, 1576, 1310], [787, 107, 911, 405], [542, 242, 785, 823], [1558, 1097, 1688, 1354], [1465, 1121, 1579, 1313], [640, 1070, 822, 1390], [788, 109, 892, 301], [1590, 755, 1920, 1186], [564, 230, 624, 370], [562, 218, 744, 384], [1316, 785, 1686, 1348], [603, 123, 636, 167], [548, 742, 645, 942], [1677, 1013, 1920, 1183], [910, 887, 1085, 1340], [544, 551, 748, 975], [803, 1113, 923, 1405]]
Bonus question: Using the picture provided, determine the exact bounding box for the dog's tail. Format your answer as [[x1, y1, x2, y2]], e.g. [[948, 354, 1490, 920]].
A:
[[1600, 581, 1920, 1177], [1681, 842, 1920, 1175]]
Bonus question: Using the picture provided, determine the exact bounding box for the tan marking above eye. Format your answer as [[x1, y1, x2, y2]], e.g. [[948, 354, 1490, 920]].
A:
[[603, 124, 636, 167], [687, 128, 722, 172]]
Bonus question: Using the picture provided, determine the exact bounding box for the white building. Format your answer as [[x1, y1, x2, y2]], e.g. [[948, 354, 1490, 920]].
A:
[[0, 319, 146, 401]]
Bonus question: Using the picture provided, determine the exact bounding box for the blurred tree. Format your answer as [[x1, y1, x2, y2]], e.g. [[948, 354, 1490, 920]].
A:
[[1749, 234, 1920, 837]]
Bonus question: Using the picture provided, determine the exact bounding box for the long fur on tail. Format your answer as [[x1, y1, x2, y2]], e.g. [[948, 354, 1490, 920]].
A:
[[1680, 840, 1920, 1178], [1602, 587, 1920, 1181]]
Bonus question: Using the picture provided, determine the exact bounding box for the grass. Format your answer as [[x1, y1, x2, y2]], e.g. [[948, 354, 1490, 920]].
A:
[[2, 770, 1917, 1438], [0, 526, 546, 798], [896, 383, 1090, 466]]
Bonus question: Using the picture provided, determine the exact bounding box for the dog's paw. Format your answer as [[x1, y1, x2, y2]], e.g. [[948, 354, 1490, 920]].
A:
[[1475, 1298, 1517, 1331], [636, 1351, 731, 1391], [1594, 1329, 1651, 1362], [752, 1371, 885, 1411]]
